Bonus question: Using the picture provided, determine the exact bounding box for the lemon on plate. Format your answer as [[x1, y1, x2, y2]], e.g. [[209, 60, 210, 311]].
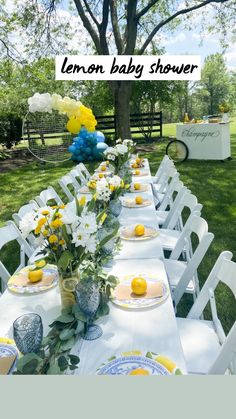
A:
[[134, 169, 140, 175], [129, 368, 150, 376], [155, 355, 176, 373], [135, 196, 143, 205], [98, 173, 104, 178], [132, 163, 138, 168], [133, 183, 141, 190], [28, 269, 43, 283], [131, 277, 147, 295], [101, 166, 106, 172], [134, 224, 145, 236]]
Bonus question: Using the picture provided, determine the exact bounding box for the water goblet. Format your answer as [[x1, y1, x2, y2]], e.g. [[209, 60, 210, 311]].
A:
[[75, 279, 103, 341], [13, 313, 43, 355]]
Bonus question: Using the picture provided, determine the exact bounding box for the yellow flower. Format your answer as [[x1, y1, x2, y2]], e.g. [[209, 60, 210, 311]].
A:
[[34, 226, 41, 235], [59, 204, 66, 209], [79, 196, 86, 206], [49, 234, 58, 244], [41, 210, 50, 216], [59, 239, 65, 245], [125, 184, 130, 189], [109, 185, 115, 192], [50, 219, 63, 229], [57, 213, 63, 218], [87, 180, 96, 189], [42, 229, 49, 237], [35, 260, 46, 268], [120, 180, 124, 188], [37, 217, 47, 228], [51, 205, 58, 209]]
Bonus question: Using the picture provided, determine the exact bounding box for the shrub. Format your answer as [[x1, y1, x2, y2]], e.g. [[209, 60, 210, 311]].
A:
[[0, 114, 22, 149]]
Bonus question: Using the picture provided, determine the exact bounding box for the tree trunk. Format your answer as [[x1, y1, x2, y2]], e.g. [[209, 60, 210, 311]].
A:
[[109, 81, 132, 139]]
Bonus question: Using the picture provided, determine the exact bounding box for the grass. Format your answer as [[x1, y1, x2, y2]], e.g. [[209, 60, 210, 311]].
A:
[[0, 120, 236, 333]]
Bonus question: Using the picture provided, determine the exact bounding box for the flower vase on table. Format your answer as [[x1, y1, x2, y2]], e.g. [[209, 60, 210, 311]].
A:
[[75, 278, 102, 341], [59, 269, 80, 308]]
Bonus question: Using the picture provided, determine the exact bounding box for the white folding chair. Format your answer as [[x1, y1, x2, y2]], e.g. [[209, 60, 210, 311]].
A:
[[35, 186, 63, 207], [0, 221, 32, 293], [161, 191, 202, 231], [152, 171, 180, 210], [70, 168, 87, 189], [177, 251, 236, 374], [164, 215, 214, 306], [153, 165, 177, 195], [76, 163, 91, 183], [58, 175, 79, 201], [155, 182, 188, 228], [12, 200, 39, 249], [151, 155, 174, 185], [155, 192, 202, 251]]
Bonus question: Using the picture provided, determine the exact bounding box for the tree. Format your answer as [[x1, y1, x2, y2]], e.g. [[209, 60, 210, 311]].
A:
[[1, 0, 235, 137], [198, 53, 230, 114]]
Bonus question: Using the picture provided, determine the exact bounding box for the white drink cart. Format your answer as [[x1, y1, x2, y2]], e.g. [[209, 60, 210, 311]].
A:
[[176, 122, 231, 160]]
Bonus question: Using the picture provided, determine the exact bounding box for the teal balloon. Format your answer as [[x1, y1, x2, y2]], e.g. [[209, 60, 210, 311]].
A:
[[92, 142, 108, 159], [96, 131, 105, 143]]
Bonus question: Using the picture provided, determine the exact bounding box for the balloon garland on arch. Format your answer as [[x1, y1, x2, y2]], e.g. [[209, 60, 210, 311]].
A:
[[26, 93, 108, 162]]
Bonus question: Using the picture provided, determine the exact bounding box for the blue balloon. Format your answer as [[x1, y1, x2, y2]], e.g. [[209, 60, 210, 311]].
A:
[[96, 131, 105, 143], [68, 144, 76, 153], [92, 142, 108, 159]]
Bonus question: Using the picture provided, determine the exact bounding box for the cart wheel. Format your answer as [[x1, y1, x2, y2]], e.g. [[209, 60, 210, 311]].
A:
[[166, 140, 189, 163]]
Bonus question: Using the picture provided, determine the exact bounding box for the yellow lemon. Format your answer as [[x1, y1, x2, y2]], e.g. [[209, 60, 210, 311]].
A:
[[129, 368, 150, 376], [134, 169, 140, 175], [99, 173, 104, 178], [134, 224, 145, 236], [135, 196, 143, 205], [132, 163, 138, 168], [134, 183, 141, 190], [28, 269, 43, 283], [35, 260, 46, 268], [101, 166, 106, 172], [155, 355, 176, 373], [131, 277, 147, 295]]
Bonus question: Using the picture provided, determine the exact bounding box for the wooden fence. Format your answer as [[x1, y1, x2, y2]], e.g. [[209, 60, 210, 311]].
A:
[[96, 111, 163, 138]]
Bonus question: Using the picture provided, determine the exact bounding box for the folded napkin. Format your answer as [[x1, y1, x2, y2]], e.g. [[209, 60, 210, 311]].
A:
[[11, 271, 55, 288], [0, 355, 16, 375], [115, 282, 163, 300]]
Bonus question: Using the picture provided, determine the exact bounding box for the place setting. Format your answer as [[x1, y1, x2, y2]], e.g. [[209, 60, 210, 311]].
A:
[[7, 261, 59, 295], [130, 182, 149, 193], [111, 274, 169, 309], [121, 195, 152, 208], [120, 224, 159, 241], [96, 350, 182, 376]]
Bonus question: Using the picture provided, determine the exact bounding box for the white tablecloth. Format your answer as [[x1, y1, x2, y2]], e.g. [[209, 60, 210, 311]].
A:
[[0, 157, 187, 374]]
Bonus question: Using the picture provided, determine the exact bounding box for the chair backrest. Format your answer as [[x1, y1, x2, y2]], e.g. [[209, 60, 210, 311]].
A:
[[187, 251, 236, 374], [171, 215, 214, 306], [158, 172, 180, 211], [12, 201, 39, 226], [70, 169, 86, 188], [157, 165, 177, 194], [0, 221, 33, 291], [163, 191, 202, 230], [12, 200, 39, 249], [154, 156, 173, 183], [58, 175, 79, 201], [76, 163, 91, 183], [35, 186, 63, 207]]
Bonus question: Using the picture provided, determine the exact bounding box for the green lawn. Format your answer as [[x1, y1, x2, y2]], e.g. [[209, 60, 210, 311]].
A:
[[0, 122, 236, 333]]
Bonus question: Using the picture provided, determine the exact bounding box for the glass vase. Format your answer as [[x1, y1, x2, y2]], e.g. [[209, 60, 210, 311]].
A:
[[75, 278, 102, 341], [59, 269, 80, 308]]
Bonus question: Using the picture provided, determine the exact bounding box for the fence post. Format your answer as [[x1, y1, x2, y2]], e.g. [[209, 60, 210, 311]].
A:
[[160, 111, 163, 138]]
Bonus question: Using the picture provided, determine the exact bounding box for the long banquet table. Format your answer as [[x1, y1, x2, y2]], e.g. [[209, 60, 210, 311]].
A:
[[0, 158, 187, 374]]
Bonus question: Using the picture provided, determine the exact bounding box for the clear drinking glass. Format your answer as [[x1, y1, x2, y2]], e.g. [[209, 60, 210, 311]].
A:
[[13, 313, 43, 354]]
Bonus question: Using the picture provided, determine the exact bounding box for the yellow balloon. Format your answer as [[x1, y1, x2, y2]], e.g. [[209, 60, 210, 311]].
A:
[[66, 116, 81, 134]]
